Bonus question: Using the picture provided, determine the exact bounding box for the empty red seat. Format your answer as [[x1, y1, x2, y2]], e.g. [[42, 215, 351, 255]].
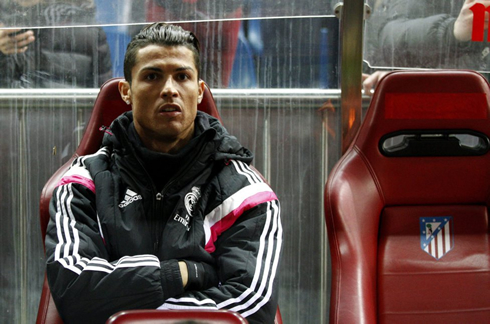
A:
[[325, 70, 490, 324]]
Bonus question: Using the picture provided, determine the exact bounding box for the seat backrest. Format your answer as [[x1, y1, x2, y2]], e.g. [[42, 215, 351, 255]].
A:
[[324, 70, 490, 324], [106, 309, 249, 324]]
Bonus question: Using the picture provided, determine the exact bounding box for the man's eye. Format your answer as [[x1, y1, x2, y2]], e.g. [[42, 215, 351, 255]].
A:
[[146, 73, 158, 81], [176, 73, 189, 81]]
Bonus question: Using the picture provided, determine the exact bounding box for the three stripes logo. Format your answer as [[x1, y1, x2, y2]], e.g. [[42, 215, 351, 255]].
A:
[[420, 216, 454, 260], [118, 188, 143, 208]]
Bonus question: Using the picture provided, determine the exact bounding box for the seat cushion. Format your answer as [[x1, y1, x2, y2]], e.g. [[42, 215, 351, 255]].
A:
[[378, 205, 490, 324]]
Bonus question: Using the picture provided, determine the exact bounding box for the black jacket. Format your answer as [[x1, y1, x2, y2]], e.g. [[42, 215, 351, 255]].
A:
[[45, 111, 282, 324], [0, 2, 112, 88], [365, 0, 490, 71]]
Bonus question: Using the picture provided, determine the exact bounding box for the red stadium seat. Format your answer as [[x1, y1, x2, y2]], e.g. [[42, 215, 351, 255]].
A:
[[324, 70, 490, 324], [106, 309, 248, 324], [37, 78, 282, 324]]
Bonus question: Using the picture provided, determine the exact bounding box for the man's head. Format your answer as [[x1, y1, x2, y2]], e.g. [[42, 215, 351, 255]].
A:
[[118, 23, 205, 154], [123, 22, 201, 85]]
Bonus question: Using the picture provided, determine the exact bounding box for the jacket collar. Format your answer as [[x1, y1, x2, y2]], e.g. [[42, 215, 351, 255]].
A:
[[103, 110, 253, 164]]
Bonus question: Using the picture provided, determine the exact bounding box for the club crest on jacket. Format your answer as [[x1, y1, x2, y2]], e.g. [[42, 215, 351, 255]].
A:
[[174, 186, 201, 231], [184, 186, 201, 216]]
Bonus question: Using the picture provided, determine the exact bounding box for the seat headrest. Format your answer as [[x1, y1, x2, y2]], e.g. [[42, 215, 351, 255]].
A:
[[346, 70, 490, 205], [357, 70, 490, 151]]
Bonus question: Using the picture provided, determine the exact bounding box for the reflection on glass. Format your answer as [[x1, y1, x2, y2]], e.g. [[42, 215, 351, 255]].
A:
[[1, 0, 337, 28], [0, 0, 112, 88], [364, 0, 490, 73], [0, 0, 338, 89], [103, 9, 339, 89]]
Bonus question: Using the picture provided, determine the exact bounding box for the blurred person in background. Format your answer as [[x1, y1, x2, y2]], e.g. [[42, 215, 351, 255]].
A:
[[365, 0, 490, 72], [361, 0, 490, 94], [0, 0, 112, 88], [145, 0, 243, 88]]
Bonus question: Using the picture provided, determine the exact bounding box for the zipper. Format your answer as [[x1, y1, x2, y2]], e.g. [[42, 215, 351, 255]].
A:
[[153, 192, 164, 252], [107, 118, 166, 255], [150, 153, 201, 254], [151, 135, 212, 253], [120, 124, 214, 255], [117, 132, 162, 254]]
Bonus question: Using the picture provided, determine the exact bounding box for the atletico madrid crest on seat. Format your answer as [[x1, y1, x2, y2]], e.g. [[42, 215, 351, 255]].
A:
[[420, 216, 454, 260]]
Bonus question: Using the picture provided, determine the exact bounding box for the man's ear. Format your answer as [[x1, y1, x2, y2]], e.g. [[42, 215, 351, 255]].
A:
[[197, 80, 205, 104], [118, 80, 132, 105]]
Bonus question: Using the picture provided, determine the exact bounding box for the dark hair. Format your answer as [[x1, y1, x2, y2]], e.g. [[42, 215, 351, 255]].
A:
[[123, 22, 201, 84]]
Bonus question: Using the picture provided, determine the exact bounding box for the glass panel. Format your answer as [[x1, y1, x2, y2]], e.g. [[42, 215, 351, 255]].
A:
[[0, 90, 341, 324], [364, 0, 490, 74], [0, 2, 339, 89], [0, 1, 343, 323], [1, 0, 336, 28], [217, 92, 340, 323], [0, 94, 95, 323], [97, 16, 339, 89]]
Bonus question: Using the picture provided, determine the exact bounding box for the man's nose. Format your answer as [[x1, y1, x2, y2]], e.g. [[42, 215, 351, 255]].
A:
[[161, 78, 178, 97]]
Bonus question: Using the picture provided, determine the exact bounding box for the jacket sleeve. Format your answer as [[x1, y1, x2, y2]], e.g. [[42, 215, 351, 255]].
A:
[[0, 52, 22, 88], [157, 160, 283, 324], [45, 157, 184, 324]]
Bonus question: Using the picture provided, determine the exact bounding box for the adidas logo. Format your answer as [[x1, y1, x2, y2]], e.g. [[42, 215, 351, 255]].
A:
[[118, 188, 142, 208]]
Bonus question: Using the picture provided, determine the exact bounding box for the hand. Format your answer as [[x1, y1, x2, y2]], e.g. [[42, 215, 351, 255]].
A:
[[182, 260, 219, 291], [454, 0, 490, 41], [362, 71, 389, 96], [0, 25, 35, 55], [178, 261, 189, 287]]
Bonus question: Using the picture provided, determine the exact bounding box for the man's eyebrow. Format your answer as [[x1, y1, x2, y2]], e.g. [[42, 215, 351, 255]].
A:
[[139, 66, 162, 73], [139, 66, 195, 73], [175, 66, 195, 72]]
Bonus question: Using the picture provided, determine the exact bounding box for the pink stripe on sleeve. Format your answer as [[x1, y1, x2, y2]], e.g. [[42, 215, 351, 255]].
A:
[[205, 191, 277, 253], [57, 175, 96, 193]]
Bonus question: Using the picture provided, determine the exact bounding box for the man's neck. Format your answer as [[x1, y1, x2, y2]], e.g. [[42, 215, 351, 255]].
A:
[[142, 137, 191, 154]]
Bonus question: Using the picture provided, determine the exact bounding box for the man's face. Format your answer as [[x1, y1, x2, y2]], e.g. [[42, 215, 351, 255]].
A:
[[119, 44, 204, 153]]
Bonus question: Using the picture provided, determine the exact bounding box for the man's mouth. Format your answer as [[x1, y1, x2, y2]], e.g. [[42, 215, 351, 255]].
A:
[[158, 104, 181, 113]]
